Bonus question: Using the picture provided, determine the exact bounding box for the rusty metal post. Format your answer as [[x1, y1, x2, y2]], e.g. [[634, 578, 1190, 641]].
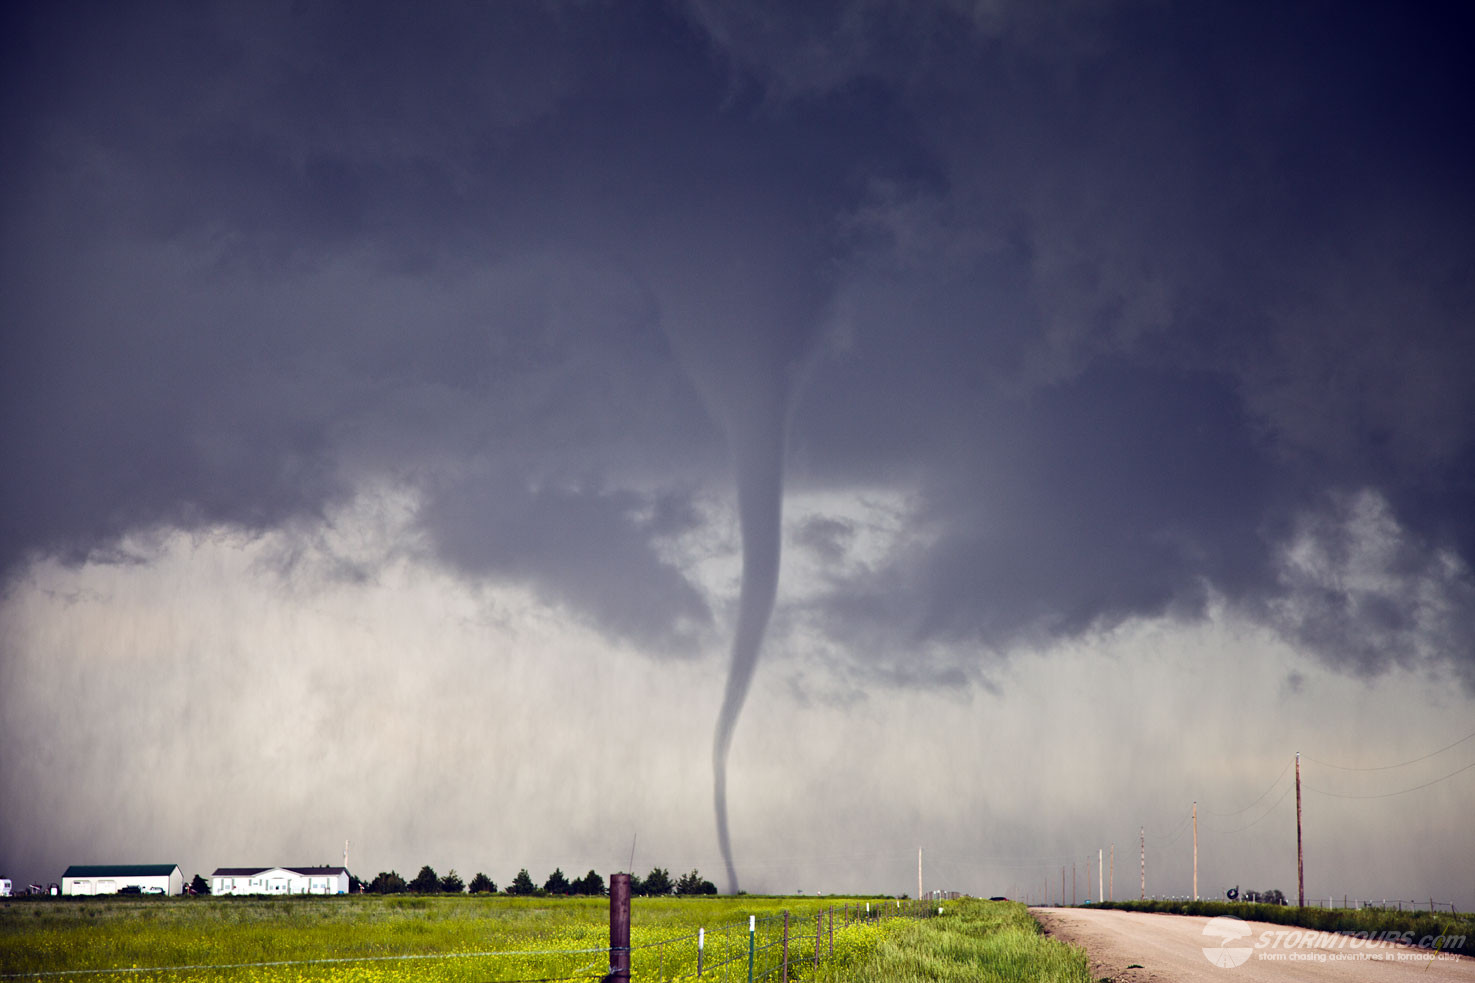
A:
[[814, 911, 821, 968], [606, 872, 630, 982], [828, 905, 834, 957], [782, 910, 789, 982]]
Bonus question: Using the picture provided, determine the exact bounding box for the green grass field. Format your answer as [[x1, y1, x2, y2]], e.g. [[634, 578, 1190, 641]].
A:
[[807, 900, 1090, 983], [0, 895, 1085, 982]]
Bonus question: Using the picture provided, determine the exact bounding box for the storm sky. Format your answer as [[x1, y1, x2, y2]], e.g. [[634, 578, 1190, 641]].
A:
[[2, 1, 1473, 905]]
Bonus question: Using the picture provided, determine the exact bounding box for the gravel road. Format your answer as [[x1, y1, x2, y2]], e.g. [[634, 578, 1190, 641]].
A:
[[1032, 906, 1474, 982]]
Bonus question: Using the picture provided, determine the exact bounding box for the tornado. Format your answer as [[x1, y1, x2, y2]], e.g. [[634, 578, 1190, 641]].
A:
[[712, 395, 788, 895]]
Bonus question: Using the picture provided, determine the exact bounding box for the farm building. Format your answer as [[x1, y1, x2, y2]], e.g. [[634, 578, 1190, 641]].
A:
[[62, 864, 183, 896], [211, 866, 351, 895]]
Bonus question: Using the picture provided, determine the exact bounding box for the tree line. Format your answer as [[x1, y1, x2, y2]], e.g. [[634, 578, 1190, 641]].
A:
[[362, 866, 717, 896]]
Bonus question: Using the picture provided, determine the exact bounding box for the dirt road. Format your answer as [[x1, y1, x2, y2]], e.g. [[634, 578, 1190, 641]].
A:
[[1032, 906, 1474, 982]]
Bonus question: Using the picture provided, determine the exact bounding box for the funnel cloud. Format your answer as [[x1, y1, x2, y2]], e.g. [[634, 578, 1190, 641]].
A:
[[711, 394, 791, 893]]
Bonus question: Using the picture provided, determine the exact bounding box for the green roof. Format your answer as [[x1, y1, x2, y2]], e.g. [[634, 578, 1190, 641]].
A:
[[63, 864, 179, 878]]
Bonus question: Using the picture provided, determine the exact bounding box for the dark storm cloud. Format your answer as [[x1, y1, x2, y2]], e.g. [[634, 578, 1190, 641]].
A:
[[421, 475, 711, 655], [792, 516, 856, 566], [3, 1, 1473, 680]]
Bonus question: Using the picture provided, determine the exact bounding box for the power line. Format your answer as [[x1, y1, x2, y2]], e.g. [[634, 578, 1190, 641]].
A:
[[1303, 760, 1475, 799], [1201, 756, 1294, 817], [1209, 780, 1295, 834], [1302, 729, 1475, 772], [1156, 810, 1195, 849]]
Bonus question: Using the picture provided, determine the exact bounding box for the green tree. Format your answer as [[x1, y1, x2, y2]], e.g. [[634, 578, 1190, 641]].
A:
[[441, 869, 465, 893], [410, 865, 441, 893], [543, 868, 571, 894], [674, 869, 716, 895], [369, 870, 406, 894], [642, 867, 673, 896], [508, 868, 537, 895], [572, 870, 604, 896], [188, 874, 211, 896], [469, 872, 497, 893]]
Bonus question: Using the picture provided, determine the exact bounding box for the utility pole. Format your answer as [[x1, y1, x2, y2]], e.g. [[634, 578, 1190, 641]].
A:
[[1140, 827, 1145, 900], [1072, 862, 1076, 906], [1099, 848, 1103, 903], [1110, 844, 1114, 901], [1061, 867, 1065, 907], [1193, 801, 1198, 901], [1296, 751, 1305, 907], [917, 848, 923, 903]]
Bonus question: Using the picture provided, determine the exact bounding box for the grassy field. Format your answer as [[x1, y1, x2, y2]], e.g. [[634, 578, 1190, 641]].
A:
[[1089, 899, 1474, 957], [808, 900, 1090, 983], [0, 895, 1085, 982]]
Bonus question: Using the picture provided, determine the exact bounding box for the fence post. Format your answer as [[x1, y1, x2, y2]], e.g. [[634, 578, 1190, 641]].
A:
[[815, 912, 821, 968], [605, 873, 630, 983], [782, 910, 789, 983], [747, 915, 755, 983], [698, 927, 704, 978], [828, 906, 834, 957]]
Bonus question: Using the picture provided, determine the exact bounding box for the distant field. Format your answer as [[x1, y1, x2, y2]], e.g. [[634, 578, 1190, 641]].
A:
[[0, 895, 1088, 982], [0, 894, 910, 982]]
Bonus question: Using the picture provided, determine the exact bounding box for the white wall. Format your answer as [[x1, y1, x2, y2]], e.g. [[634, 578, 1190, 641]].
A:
[[213, 869, 349, 895], [63, 869, 181, 896]]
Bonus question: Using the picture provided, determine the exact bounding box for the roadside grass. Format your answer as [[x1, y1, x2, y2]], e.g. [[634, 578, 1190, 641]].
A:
[[807, 899, 1091, 983], [1090, 900, 1474, 957]]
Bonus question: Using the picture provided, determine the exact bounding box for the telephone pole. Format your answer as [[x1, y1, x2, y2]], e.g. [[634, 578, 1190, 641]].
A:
[[1296, 751, 1305, 907], [1110, 844, 1114, 901], [1193, 801, 1199, 901], [918, 848, 923, 902], [1098, 848, 1103, 903], [1139, 826, 1145, 900]]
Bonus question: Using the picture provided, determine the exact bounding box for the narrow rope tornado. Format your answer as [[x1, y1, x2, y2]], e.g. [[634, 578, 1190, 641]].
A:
[[712, 405, 787, 895]]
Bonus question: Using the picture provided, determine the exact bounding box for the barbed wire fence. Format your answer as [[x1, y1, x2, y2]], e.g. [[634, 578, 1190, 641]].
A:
[[624, 896, 937, 983], [603, 874, 941, 983]]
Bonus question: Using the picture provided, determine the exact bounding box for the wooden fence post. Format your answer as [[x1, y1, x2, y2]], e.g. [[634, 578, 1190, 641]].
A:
[[605, 873, 630, 982]]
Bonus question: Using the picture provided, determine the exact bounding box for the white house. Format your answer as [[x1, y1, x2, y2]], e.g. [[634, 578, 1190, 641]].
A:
[[62, 864, 183, 896], [211, 866, 351, 895]]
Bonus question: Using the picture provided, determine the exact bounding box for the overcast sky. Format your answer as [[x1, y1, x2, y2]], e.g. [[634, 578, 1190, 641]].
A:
[[2, 1, 1473, 906]]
